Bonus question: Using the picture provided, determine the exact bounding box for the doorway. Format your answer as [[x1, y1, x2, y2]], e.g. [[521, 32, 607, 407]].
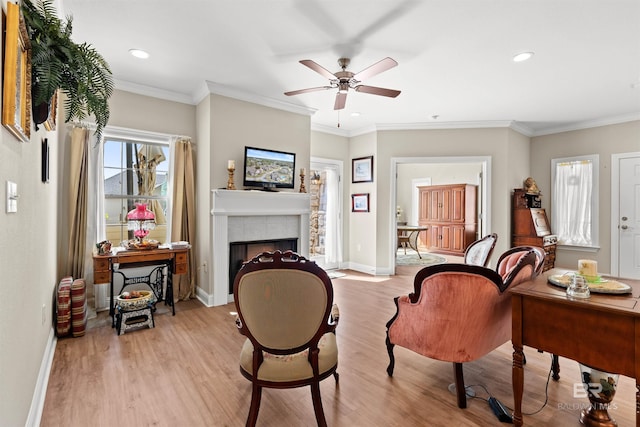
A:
[[611, 152, 640, 279], [310, 157, 344, 270], [391, 156, 491, 271]]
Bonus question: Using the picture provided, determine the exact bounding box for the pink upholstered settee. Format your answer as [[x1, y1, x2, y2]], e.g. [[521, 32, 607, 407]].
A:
[[385, 249, 537, 408]]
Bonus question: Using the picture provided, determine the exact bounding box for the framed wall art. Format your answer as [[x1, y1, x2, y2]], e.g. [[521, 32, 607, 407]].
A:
[[2, 2, 32, 143], [352, 155, 373, 183], [351, 193, 370, 212]]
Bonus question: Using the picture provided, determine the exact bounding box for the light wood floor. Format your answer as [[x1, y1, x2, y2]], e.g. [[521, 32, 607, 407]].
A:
[[41, 263, 637, 426]]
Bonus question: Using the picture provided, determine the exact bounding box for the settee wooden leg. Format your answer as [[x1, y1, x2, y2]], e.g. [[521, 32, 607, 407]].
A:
[[453, 362, 467, 409], [385, 334, 395, 376]]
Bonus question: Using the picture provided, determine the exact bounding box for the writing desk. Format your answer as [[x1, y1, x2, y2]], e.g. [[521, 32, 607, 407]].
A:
[[93, 247, 189, 326], [397, 225, 428, 258], [511, 268, 640, 426]]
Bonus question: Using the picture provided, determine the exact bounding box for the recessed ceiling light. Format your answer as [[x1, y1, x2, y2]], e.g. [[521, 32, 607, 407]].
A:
[[129, 49, 150, 59], [513, 52, 534, 62], [350, 112, 361, 117]]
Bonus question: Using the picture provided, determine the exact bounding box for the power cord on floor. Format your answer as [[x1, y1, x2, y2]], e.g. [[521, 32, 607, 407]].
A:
[[466, 352, 554, 422]]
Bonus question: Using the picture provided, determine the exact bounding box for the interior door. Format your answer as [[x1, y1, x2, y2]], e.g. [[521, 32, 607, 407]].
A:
[[618, 156, 640, 279], [310, 159, 343, 270]]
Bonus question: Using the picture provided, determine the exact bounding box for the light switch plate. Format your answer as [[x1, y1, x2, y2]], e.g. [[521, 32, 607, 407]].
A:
[[6, 181, 17, 213]]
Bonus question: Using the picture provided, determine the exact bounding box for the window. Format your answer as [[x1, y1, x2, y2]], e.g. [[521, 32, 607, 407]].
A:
[[551, 155, 599, 248], [103, 135, 171, 245]]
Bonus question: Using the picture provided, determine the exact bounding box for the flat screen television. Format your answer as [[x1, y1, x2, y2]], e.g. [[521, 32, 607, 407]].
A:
[[243, 146, 296, 190]]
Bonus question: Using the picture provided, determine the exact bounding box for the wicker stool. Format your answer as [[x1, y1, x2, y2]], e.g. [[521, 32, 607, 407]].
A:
[[116, 303, 155, 335]]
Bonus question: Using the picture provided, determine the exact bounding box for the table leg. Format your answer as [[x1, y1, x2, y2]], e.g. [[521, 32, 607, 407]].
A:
[[110, 265, 115, 327], [513, 344, 525, 426], [167, 262, 175, 316]]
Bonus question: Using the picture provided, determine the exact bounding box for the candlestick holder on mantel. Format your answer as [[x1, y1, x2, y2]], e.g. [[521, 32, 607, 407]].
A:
[[227, 160, 236, 190], [299, 168, 306, 193]]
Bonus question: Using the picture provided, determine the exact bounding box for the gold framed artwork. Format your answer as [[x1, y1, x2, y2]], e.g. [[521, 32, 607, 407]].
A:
[[43, 90, 58, 131], [2, 2, 32, 142]]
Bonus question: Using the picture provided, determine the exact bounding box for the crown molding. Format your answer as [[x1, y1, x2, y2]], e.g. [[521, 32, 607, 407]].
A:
[[114, 79, 194, 105], [531, 112, 640, 136], [198, 81, 317, 117]]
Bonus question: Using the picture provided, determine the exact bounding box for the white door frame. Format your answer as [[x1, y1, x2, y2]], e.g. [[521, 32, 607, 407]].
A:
[[610, 151, 640, 277], [311, 156, 344, 270], [390, 156, 491, 273]]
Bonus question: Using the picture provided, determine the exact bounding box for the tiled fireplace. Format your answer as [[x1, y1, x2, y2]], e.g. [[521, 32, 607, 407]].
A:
[[209, 189, 310, 306]]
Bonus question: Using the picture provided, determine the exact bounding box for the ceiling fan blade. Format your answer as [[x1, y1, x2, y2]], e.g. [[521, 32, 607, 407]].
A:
[[353, 57, 398, 81], [284, 86, 332, 96], [299, 60, 336, 80], [334, 92, 347, 110], [355, 85, 401, 98]]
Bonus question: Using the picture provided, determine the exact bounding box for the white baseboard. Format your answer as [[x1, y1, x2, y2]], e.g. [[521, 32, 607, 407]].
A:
[[26, 328, 57, 427]]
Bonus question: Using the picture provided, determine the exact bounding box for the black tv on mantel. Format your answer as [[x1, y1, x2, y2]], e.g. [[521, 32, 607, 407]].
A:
[[243, 146, 296, 191]]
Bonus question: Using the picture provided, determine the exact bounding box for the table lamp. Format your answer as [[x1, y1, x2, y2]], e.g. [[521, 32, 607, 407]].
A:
[[127, 202, 156, 243]]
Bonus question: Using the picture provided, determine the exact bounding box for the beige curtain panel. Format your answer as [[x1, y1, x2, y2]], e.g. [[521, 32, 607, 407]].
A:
[[66, 126, 89, 279], [171, 137, 197, 300]]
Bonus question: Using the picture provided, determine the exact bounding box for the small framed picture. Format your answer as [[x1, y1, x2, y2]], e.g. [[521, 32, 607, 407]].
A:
[[352, 155, 373, 183], [351, 193, 370, 212]]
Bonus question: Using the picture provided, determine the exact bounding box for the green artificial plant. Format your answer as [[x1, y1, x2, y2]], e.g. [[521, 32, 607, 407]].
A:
[[21, 0, 113, 140]]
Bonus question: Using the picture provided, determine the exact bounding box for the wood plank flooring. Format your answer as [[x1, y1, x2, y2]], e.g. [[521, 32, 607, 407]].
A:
[[41, 264, 637, 426]]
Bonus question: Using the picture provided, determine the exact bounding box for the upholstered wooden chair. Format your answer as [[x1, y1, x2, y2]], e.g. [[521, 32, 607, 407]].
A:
[[497, 245, 546, 276], [385, 249, 537, 408], [496, 245, 545, 281], [463, 233, 498, 267], [233, 250, 340, 427]]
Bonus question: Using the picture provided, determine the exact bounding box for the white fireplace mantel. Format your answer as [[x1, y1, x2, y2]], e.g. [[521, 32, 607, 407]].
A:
[[209, 189, 310, 306]]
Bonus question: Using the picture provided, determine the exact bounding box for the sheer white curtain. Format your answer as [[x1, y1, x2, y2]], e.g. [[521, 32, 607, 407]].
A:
[[324, 167, 342, 264], [552, 159, 593, 245]]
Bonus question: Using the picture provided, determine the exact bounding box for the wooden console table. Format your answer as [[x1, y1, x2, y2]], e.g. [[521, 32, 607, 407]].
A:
[[93, 247, 189, 326], [511, 269, 640, 426], [397, 225, 429, 258]]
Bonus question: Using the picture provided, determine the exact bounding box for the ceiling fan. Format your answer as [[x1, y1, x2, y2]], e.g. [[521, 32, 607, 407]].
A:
[[284, 57, 401, 110]]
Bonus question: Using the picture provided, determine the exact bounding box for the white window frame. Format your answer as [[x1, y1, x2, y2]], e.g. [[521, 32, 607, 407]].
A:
[[551, 154, 599, 250], [100, 126, 174, 245]]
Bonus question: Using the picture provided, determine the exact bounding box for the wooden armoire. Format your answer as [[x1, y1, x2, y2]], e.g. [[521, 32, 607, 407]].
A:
[[418, 184, 477, 255], [511, 188, 557, 271]]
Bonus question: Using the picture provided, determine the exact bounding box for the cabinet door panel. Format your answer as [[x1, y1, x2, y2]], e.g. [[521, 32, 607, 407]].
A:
[[450, 186, 466, 222], [451, 226, 466, 252]]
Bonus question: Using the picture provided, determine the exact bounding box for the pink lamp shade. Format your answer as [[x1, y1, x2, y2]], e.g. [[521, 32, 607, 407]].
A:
[[127, 203, 156, 241]]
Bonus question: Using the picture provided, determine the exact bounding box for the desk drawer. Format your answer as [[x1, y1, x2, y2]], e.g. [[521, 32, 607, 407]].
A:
[[175, 262, 188, 275], [94, 258, 110, 271], [94, 271, 111, 284], [175, 252, 188, 264]]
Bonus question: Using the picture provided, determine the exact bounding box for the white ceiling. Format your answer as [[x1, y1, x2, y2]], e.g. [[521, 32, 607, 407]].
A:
[[62, 0, 640, 136]]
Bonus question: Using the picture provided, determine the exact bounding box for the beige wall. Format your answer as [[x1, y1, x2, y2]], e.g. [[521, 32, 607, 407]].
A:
[[347, 132, 378, 272], [196, 93, 313, 300], [530, 120, 640, 273]]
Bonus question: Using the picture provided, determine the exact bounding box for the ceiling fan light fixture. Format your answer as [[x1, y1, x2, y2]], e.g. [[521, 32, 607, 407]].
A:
[[129, 48, 150, 59], [338, 82, 349, 94], [513, 51, 534, 62]]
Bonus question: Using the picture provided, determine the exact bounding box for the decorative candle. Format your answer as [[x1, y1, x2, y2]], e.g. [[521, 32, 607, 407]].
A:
[[578, 259, 598, 277], [301, 168, 305, 175], [228, 160, 235, 170]]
